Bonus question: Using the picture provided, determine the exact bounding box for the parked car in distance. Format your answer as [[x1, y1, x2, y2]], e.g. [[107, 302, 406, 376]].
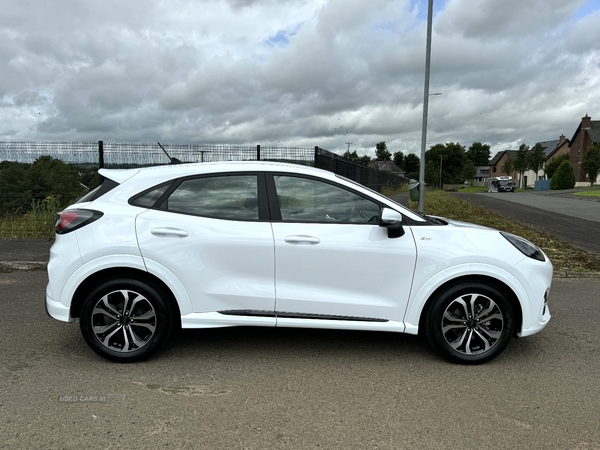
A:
[[46, 161, 552, 364], [488, 176, 515, 192]]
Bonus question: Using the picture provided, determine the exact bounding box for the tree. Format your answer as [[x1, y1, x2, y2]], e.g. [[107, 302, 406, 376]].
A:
[[513, 144, 530, 188], [0, 161, 32, 215], [0, 157, 87, 216], [550, 160, 575, 190], [528, 142, 546, 180], [582, 144, 600, 186], [424, 161, 438, 187], [545, 154, 569, 179], [466, 142, 491, 166], [375, 141, 391, 161], [404, 153, 421, 179], [342, 150, 371, 166], [462, 160, 477, 183], [392, 151, 404, 169], [29, 156, 84, 206], [424, 142, 468, 184], [501, 157, 514, 177]]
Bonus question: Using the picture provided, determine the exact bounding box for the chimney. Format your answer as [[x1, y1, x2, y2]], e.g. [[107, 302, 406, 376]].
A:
[[559, 134, 566, 143], [582, 114, 592, 129]]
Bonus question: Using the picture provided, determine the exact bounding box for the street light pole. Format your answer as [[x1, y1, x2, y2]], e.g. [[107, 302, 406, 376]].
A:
[[418, 0, 434, 214]]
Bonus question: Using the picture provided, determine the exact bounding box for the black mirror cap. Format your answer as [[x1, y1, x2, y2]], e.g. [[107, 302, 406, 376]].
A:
[[379, 207, 405, 238]]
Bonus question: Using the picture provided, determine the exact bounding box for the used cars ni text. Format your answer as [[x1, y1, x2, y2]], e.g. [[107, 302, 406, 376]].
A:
[[46, 161, 551, 364]]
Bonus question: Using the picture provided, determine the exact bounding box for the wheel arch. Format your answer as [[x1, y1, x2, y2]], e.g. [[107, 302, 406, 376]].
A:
[[417, 275, 523, 338], [70, 267, 182, 328]]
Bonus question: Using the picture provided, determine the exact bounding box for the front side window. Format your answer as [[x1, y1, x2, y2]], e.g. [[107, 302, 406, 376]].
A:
[[164, 175, 258, 221], [274, 175, 379, 223]]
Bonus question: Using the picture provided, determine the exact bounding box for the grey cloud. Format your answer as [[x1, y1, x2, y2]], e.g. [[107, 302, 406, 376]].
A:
[[1, 0, 599, 156]]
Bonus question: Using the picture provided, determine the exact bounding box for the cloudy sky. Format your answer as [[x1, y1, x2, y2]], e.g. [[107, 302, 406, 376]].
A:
[[1, 0, 599, 159]]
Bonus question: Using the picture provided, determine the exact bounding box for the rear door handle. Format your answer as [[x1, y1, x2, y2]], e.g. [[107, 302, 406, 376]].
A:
[[284, 235, 320, 245], [151, 227, 189, 238]]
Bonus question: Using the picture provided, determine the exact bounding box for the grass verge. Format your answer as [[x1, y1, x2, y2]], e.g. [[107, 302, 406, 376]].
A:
[[0, 199, 59, 240], [573, 190, 600, 198], [458, 186, 488, 193], [409, 190, 600, 272]]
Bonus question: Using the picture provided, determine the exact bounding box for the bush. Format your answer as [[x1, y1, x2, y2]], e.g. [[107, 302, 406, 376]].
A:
[[550, 160, 575, 190], [0, 156, 95, 216], [545, 154, 570, 179]]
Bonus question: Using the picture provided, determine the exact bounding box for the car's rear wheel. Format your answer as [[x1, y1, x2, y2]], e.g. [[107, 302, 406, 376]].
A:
[[424, 282, 514, 365], [79, 278, 174, 362]]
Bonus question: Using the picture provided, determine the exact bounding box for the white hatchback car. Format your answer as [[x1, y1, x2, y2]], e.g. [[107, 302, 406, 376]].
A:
[[46, 161, 552, 364]]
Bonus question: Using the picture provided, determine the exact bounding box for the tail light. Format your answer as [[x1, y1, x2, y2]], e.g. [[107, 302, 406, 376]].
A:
[[55, 210, 103, 235]]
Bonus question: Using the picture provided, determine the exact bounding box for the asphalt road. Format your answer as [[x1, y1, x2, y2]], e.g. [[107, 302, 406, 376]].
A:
[[455, 192, 600, 256], [1, 271, 599, 449]]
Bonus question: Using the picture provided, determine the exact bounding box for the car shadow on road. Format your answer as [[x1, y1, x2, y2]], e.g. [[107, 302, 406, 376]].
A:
[[161, 326, 433, 361]]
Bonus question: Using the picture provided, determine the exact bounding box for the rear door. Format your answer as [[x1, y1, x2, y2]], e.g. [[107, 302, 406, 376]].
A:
[[134, 172, 276, 319]]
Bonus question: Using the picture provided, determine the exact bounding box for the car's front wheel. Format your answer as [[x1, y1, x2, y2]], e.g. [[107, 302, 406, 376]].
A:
[[79, 278, 174, 362], [424, 282, 514, 364]]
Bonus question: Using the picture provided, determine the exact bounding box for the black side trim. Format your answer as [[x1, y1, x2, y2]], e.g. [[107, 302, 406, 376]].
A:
[[276, 312, 388, 322], [217, 310, 388, 322], [218, 310, 276, 317]]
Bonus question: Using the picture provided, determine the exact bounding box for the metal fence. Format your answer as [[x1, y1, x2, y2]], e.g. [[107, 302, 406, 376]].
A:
[[0, 141, 405, 192]]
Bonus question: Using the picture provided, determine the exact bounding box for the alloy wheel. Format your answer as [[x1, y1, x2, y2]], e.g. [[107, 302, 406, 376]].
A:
[[91, 289, 157, 352], [440, 293, 504, 356]]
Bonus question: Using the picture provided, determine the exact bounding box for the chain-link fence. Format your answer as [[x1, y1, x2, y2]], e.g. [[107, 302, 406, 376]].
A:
[[1, 141, 407, 238], [1, 141, 406, 191]]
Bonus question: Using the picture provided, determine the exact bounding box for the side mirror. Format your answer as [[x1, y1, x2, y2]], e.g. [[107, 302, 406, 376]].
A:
[[379, 208, 405, 238]]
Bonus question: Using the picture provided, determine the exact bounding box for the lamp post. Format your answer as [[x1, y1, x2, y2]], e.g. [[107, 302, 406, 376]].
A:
[[418, 0, 434, 214]]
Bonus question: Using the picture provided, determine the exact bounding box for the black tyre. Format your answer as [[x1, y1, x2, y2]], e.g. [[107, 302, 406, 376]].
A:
[[79, 278, 174, 362], [424, 282, 514, 365]]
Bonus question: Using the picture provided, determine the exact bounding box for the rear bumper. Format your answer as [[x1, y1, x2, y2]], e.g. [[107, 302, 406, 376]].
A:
[[46, 283, 72, 322]]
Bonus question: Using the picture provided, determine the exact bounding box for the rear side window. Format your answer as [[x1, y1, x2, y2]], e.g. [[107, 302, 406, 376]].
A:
[[76, 178, 119, 203], [130, 183, 172, 208], [163, 175, 259, 221]]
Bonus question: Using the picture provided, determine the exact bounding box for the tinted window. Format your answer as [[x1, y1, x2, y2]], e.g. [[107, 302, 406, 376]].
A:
[[165, 175, 258, 221], [274, 176, 379, 223], [131, 183, 172, 208], [77, 178, 119, 203]]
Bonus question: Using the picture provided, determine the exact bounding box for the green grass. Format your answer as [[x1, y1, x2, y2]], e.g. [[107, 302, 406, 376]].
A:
[[409, 190, 600, 272], [458, 186, 488, 193], [573, 190, 600, 198], [0, 198, 60, 240], [381, 184, 409, 197]]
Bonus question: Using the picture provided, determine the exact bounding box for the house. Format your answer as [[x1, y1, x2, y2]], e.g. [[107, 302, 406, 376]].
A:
[[368, 160, 406, 177], [569, 114, 600, 185], [474, 166, 490, 182], [489, 150, 519, 184], [545, 134, 571, 162], [523, 135, 571, 186]]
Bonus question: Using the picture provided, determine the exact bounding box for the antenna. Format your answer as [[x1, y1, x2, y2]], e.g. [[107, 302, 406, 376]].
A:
[[157, 142, 182, 164]]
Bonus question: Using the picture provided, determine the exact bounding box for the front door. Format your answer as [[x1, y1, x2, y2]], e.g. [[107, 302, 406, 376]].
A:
[[269, 174, 417, 323]]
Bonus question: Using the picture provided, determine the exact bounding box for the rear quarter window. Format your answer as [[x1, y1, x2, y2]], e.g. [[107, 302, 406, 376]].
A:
[[130, 183, 172, 208], [76, 178, 119, 203]]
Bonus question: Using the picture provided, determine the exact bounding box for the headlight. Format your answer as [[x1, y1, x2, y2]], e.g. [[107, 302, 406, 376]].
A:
[[500, 232, 545, 262]]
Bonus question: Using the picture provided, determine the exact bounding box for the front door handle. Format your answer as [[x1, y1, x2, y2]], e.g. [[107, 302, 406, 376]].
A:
[[151, 227, 189, 238], [284, 235, 320, 245]]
